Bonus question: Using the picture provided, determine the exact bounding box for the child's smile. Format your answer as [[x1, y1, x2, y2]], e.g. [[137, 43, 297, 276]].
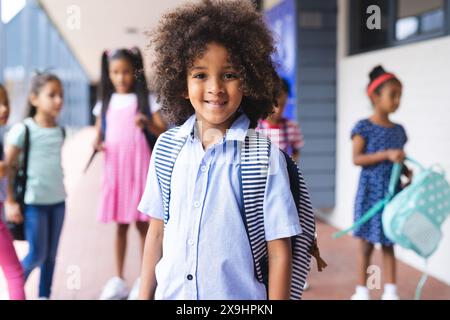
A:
[[204, 98, 228, 108], [186, 42, 243, 135]]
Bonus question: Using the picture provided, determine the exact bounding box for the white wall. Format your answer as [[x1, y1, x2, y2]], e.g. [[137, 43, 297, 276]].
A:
[[326, 0, 450, 284]]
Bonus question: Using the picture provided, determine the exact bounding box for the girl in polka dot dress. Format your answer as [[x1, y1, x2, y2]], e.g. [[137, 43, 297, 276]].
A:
[[350, 66, 411, 300]]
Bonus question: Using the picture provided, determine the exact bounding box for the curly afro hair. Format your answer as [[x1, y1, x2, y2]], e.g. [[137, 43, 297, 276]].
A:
[[150, 0, 280, 128]]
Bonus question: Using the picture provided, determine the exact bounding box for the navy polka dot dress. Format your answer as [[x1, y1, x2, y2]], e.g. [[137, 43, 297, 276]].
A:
[[351, 119, 408, 246]]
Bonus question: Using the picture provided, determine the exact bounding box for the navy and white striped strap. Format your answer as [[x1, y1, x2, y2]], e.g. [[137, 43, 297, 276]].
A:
[[282, 151, 316, 300], [153, 127, 316, 300], [153, 127, 187, 226], [240, 130, 271, 285], [240, 130, 316, 300]]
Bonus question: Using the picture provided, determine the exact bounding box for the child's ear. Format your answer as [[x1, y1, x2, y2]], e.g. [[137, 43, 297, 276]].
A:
[[369, 92, 379, 105], [29, 94, 39, 108]]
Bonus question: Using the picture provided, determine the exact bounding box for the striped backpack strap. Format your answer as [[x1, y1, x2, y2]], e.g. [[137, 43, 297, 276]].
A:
[[241, 130, 326, 300], [282, 151, 326, 300], [153, 127, 188, 225], [240, 129, 271, 287]]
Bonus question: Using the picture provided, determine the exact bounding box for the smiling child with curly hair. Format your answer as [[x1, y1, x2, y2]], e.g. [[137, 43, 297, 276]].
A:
[[138, 0, 301, 300]]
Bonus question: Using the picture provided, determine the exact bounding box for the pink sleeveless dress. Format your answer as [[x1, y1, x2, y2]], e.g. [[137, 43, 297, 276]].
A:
[[97, 101, 151, 224]]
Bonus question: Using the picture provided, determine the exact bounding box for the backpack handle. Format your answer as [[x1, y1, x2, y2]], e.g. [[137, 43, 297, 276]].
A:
[[388, 162, 403, 197], [405, 156, 425, 171], [333, 161, 404, 239]]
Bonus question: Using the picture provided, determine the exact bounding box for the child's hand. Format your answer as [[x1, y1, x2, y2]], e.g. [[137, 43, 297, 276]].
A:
[[93, 135, 105, 152], [135, 113, 150, 130], [5, 201, 23, 224], [385, 149, 405, 163], [402, 165, 413, 188]]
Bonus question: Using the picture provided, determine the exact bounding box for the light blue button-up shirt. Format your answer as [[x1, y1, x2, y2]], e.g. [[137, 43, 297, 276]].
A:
[[138, 112, 301, 300]]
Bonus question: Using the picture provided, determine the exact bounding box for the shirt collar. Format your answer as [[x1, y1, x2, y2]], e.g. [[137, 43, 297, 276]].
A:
[[175, 113, 197, 139], [175, 112, 250, 142]]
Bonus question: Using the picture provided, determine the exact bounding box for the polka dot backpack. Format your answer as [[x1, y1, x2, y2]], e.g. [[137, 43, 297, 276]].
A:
[[382, 157, 450, 299], [382, 158, 450, 259], [335, 157, 450, 298]]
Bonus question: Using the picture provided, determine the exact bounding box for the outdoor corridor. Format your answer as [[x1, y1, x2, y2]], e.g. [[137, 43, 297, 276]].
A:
[[1, 127, 449, 300]]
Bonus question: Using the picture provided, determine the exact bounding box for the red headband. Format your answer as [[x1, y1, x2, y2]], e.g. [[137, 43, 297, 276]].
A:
[[367, 73, 396, 96]]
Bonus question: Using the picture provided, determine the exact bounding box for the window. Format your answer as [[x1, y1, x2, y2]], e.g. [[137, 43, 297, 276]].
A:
[[349, 0, 450, 55], [396, 0, 445, 40]]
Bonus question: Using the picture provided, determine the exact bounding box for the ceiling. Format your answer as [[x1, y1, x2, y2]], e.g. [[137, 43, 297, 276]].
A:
[[39, 0, 188, 82]]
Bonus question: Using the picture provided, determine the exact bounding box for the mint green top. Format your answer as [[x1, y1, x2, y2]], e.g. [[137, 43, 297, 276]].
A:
[[6, 118, 66, 205]]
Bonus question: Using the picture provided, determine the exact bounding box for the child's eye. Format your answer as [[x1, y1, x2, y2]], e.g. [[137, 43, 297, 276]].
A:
[[49, 92, 63, 99], [223, 73, 237, 80], [193, 73, 206, 80]]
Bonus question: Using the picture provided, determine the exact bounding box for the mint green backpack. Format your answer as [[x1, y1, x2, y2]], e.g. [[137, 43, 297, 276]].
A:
[[335, 157, 450, 299], [382, 159, 450, 259]]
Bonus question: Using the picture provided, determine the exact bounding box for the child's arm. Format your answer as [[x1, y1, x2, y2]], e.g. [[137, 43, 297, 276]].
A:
[[292, 149, 300, 163], [139, 218, 164, 300], [149, 111, 167, 136], [267, 237, 292, 300], [402, 164, 413, 188], [353, 134, 405, 166], [290, 122, 303, 164], [93, 116, 104, 151], [4, 145, 23, 223], [135, 111, 167, 137], [0, 161, 6, 178]]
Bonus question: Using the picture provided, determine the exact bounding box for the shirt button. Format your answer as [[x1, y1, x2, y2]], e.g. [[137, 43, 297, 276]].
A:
[[200, 165, 207, 172], [193, 201, 200, 208], [187, 274, 193, 281], [188, 239, 195, 246]]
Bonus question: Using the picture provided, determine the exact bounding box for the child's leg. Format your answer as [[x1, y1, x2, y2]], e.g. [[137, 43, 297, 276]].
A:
[[357, 239, 374, 286], [39, 202, 65, 298], [135, 221, 149, 257], [124, 221, 149, 299], [116, 223, 129, 279], [0, 220, 26, 300], [98, 223, 130, 300], [381, 245, 398, 299], [381, 245, 396, 284], [22, 205, 48, 281]]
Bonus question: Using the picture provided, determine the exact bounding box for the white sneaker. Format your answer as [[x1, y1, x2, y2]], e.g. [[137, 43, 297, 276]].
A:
[[381, 284, 399, 300], [99, 277, 129, 300], [381, 292, 399, 300], [350, 286, 370, 300], [127, 278, 141, 300]]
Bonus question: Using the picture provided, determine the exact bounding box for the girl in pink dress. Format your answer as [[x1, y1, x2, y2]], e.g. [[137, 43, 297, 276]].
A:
[[0, 84, 26, 300], [93, 48, 166, 299]]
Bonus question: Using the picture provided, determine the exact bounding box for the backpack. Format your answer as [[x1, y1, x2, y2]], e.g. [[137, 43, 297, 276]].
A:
[[383, 159, 450, 299], [153, 126, 327, 300], [383, 158, 450, 258], [5, 123, 65, 241], [334, 157, 450, 299]]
